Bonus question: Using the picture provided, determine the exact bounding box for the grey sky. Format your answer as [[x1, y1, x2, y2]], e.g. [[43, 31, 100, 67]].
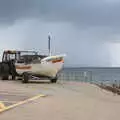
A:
[[0, 0, 120, 66]]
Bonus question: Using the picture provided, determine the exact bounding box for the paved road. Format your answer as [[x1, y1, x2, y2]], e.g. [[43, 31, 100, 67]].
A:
[[0, 80, 120, 120]]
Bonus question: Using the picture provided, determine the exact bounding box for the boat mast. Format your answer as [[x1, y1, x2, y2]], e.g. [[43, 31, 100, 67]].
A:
[[48, 33, 51, 56]]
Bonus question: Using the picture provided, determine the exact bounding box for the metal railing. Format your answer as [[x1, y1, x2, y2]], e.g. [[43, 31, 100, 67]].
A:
[[58, 68, 120, 86]]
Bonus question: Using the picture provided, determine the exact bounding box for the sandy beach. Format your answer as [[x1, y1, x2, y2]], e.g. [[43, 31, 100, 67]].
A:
[[0, 80, 120, 120]]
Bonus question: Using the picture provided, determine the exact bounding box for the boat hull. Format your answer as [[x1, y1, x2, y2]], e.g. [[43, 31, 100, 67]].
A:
[[15, 54, 65, 79]]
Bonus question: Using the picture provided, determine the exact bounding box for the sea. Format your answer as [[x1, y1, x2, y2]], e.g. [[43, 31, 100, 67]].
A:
[[59, 67, 120, 85]]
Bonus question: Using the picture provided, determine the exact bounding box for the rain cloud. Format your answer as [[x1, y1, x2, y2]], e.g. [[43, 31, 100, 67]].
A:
[[0, 0, 120, 66]]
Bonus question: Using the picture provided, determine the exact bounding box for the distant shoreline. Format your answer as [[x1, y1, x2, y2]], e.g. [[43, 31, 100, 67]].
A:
[[64, 66, 120, 69]]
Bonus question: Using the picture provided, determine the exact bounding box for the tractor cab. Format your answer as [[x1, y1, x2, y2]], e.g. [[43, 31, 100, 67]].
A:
[[2, 50, 19, 62], [2, 50, 47, 64]]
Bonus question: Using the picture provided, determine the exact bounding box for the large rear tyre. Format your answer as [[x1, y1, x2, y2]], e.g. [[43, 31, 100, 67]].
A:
[[1, 75, 9, 80], [22, 72, 29, 83], [0, 63, 9, 80]]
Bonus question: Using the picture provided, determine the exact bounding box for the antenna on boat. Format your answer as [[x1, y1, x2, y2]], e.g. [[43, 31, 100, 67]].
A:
[[48, 32, 51, 56]]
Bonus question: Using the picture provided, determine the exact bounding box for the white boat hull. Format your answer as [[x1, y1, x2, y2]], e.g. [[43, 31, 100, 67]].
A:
[[15, 54, 65, 79]]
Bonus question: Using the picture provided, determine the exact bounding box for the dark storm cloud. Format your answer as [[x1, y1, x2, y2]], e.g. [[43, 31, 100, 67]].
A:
[[0, 0, 120, 66], [0, 0, 120, 27]]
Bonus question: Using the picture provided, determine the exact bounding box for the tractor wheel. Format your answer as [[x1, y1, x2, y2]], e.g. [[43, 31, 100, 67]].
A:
[[1, 75, 9, 80], [11, 75, 16, 80], [1, 63, 9, 80], [9, 60, 17, 80]]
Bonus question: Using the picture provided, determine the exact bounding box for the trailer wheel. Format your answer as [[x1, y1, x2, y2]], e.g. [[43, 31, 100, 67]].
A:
[[50, 76, 58, 83], [22, 72, 29, 83]]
